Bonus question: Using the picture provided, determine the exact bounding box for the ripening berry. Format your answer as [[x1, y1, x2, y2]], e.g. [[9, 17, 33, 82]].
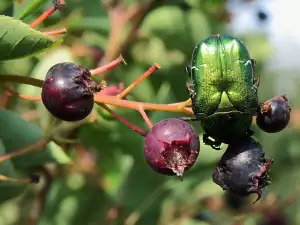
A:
[[42, 62, 100, 121], [144, 118, 200, 178], [256, 95, 291, 133], [212, 136, 273, 203]]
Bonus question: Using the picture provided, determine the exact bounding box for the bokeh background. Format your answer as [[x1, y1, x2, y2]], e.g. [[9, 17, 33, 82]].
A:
[[0, 0, 300, 224]]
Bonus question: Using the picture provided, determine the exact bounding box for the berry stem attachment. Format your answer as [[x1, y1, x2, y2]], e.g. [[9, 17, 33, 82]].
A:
[[117, 64, 161, 99], [43, 28, 67, 36], [99, 103, 147, 136], [138, 106, 153, 129], [90, 55, 126, 76], [30, 6, 57, 28]]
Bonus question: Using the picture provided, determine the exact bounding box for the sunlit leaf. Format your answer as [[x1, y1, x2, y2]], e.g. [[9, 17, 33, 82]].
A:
[[0, 15, 62, 61]]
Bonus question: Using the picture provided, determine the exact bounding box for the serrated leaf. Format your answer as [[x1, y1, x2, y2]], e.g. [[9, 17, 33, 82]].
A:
[[18, 0, 47, 20], [0, 109, 72, 167], [0, 140, 27, 203], [0, 15, 62, 61]]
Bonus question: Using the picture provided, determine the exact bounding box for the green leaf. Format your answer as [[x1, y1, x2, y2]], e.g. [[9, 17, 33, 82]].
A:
[[0, 140, 27, 203], [18, 0, 47, 20], [0, 109, 72, 168], [0, 15, 62, 61], [0, 0, 13, 14], [37, 176, 111, 225]]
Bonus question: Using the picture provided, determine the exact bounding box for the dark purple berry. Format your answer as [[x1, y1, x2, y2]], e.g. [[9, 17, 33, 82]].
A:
[[212, 136, 273, 203], [144, 118, 200, 178], [42, 62, 100, 122], [256, 95, 291, 133]]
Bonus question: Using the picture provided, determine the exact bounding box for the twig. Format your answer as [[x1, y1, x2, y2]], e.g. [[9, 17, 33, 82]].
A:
[[117, 64, 161, 99], [30, 6, 57, 28], [99, 103, 147, 136], [125, 184, 165, 225], [43, 28, 67, 36], [0, 137, 52, 163], [27, 167, 53, 225], [99, 0, 160, 78], [90, 55, 126, 76]]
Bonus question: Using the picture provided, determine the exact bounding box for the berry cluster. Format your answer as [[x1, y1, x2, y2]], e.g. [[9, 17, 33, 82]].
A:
[[40, 38, 291, 203]]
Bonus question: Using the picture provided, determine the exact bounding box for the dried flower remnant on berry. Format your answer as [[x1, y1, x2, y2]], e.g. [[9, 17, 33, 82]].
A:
[[257, 95, 291, 133], [144, 118, 200, 178]]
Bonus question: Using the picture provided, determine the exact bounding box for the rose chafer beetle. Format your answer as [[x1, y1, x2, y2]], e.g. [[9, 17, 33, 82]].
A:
[[181, 34, 260, 150]]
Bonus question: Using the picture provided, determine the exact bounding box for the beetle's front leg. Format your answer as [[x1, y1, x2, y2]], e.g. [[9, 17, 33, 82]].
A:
[[203, 134, 222, 150], [177, 116, 198, 122], [185, 65, 191, 77]]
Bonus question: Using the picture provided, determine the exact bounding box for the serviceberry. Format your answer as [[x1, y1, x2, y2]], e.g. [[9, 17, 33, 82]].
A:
[[42, 62, 100, 121], [144, 118, 200, 178], [256, 95, 291, 133], [212, 136, 273, 203]]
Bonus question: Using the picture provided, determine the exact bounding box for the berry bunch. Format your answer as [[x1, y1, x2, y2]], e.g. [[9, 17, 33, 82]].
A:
[[39, 35, 291, 203]]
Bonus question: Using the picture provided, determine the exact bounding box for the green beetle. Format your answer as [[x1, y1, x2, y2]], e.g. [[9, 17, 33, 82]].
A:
[[182, 34, 260, 150]]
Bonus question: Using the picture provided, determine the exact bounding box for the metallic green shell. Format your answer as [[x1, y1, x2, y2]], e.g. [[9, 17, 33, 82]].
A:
[[188, 34, 258, 118]]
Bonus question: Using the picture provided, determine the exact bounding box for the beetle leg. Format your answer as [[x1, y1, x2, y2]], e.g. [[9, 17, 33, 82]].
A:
[[251, 59, 256, 69], [203, 134, 222, 150], [185, 65, 191, 76], [253, 77, 260, 89], [177, 116, 198, 121], [186, 82, 196, 99]]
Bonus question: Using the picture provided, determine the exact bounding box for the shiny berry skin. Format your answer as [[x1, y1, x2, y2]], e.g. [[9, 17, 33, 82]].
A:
[[42, 62, 99, 122], [212, 136, 273, 203], [144, 118, 200, 178], [256, 95, 291, 133]]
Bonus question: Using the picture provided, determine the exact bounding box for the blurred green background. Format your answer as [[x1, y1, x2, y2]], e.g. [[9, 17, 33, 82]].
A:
[[0, 0, 299, 224]]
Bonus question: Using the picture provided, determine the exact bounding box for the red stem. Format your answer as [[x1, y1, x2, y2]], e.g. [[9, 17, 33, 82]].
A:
[[99, 104, 147, 136], [117, 64, 161, 99], [5, 86, 41, 101], [138, 106, 153, 129], [90, 55, 126, 76], [43, 28, 67, 36], [30, 6, 57, 28]]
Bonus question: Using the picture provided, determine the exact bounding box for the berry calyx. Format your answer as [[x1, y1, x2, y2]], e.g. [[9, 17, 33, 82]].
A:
[[256, 95, 291, 133], [212, 136, 273, 203], [144, 118, 200, 178], [42, 62, 101, 122]]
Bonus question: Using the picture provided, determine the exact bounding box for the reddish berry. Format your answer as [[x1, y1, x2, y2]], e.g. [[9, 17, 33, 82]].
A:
[[212, 136, 273, 203], [42, 62, 99, 121], [256, 95, 291, 133], [144, 118, 200, 178]]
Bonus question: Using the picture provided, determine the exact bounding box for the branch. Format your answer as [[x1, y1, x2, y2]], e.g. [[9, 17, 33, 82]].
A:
[[99, 0, 160, 78]]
